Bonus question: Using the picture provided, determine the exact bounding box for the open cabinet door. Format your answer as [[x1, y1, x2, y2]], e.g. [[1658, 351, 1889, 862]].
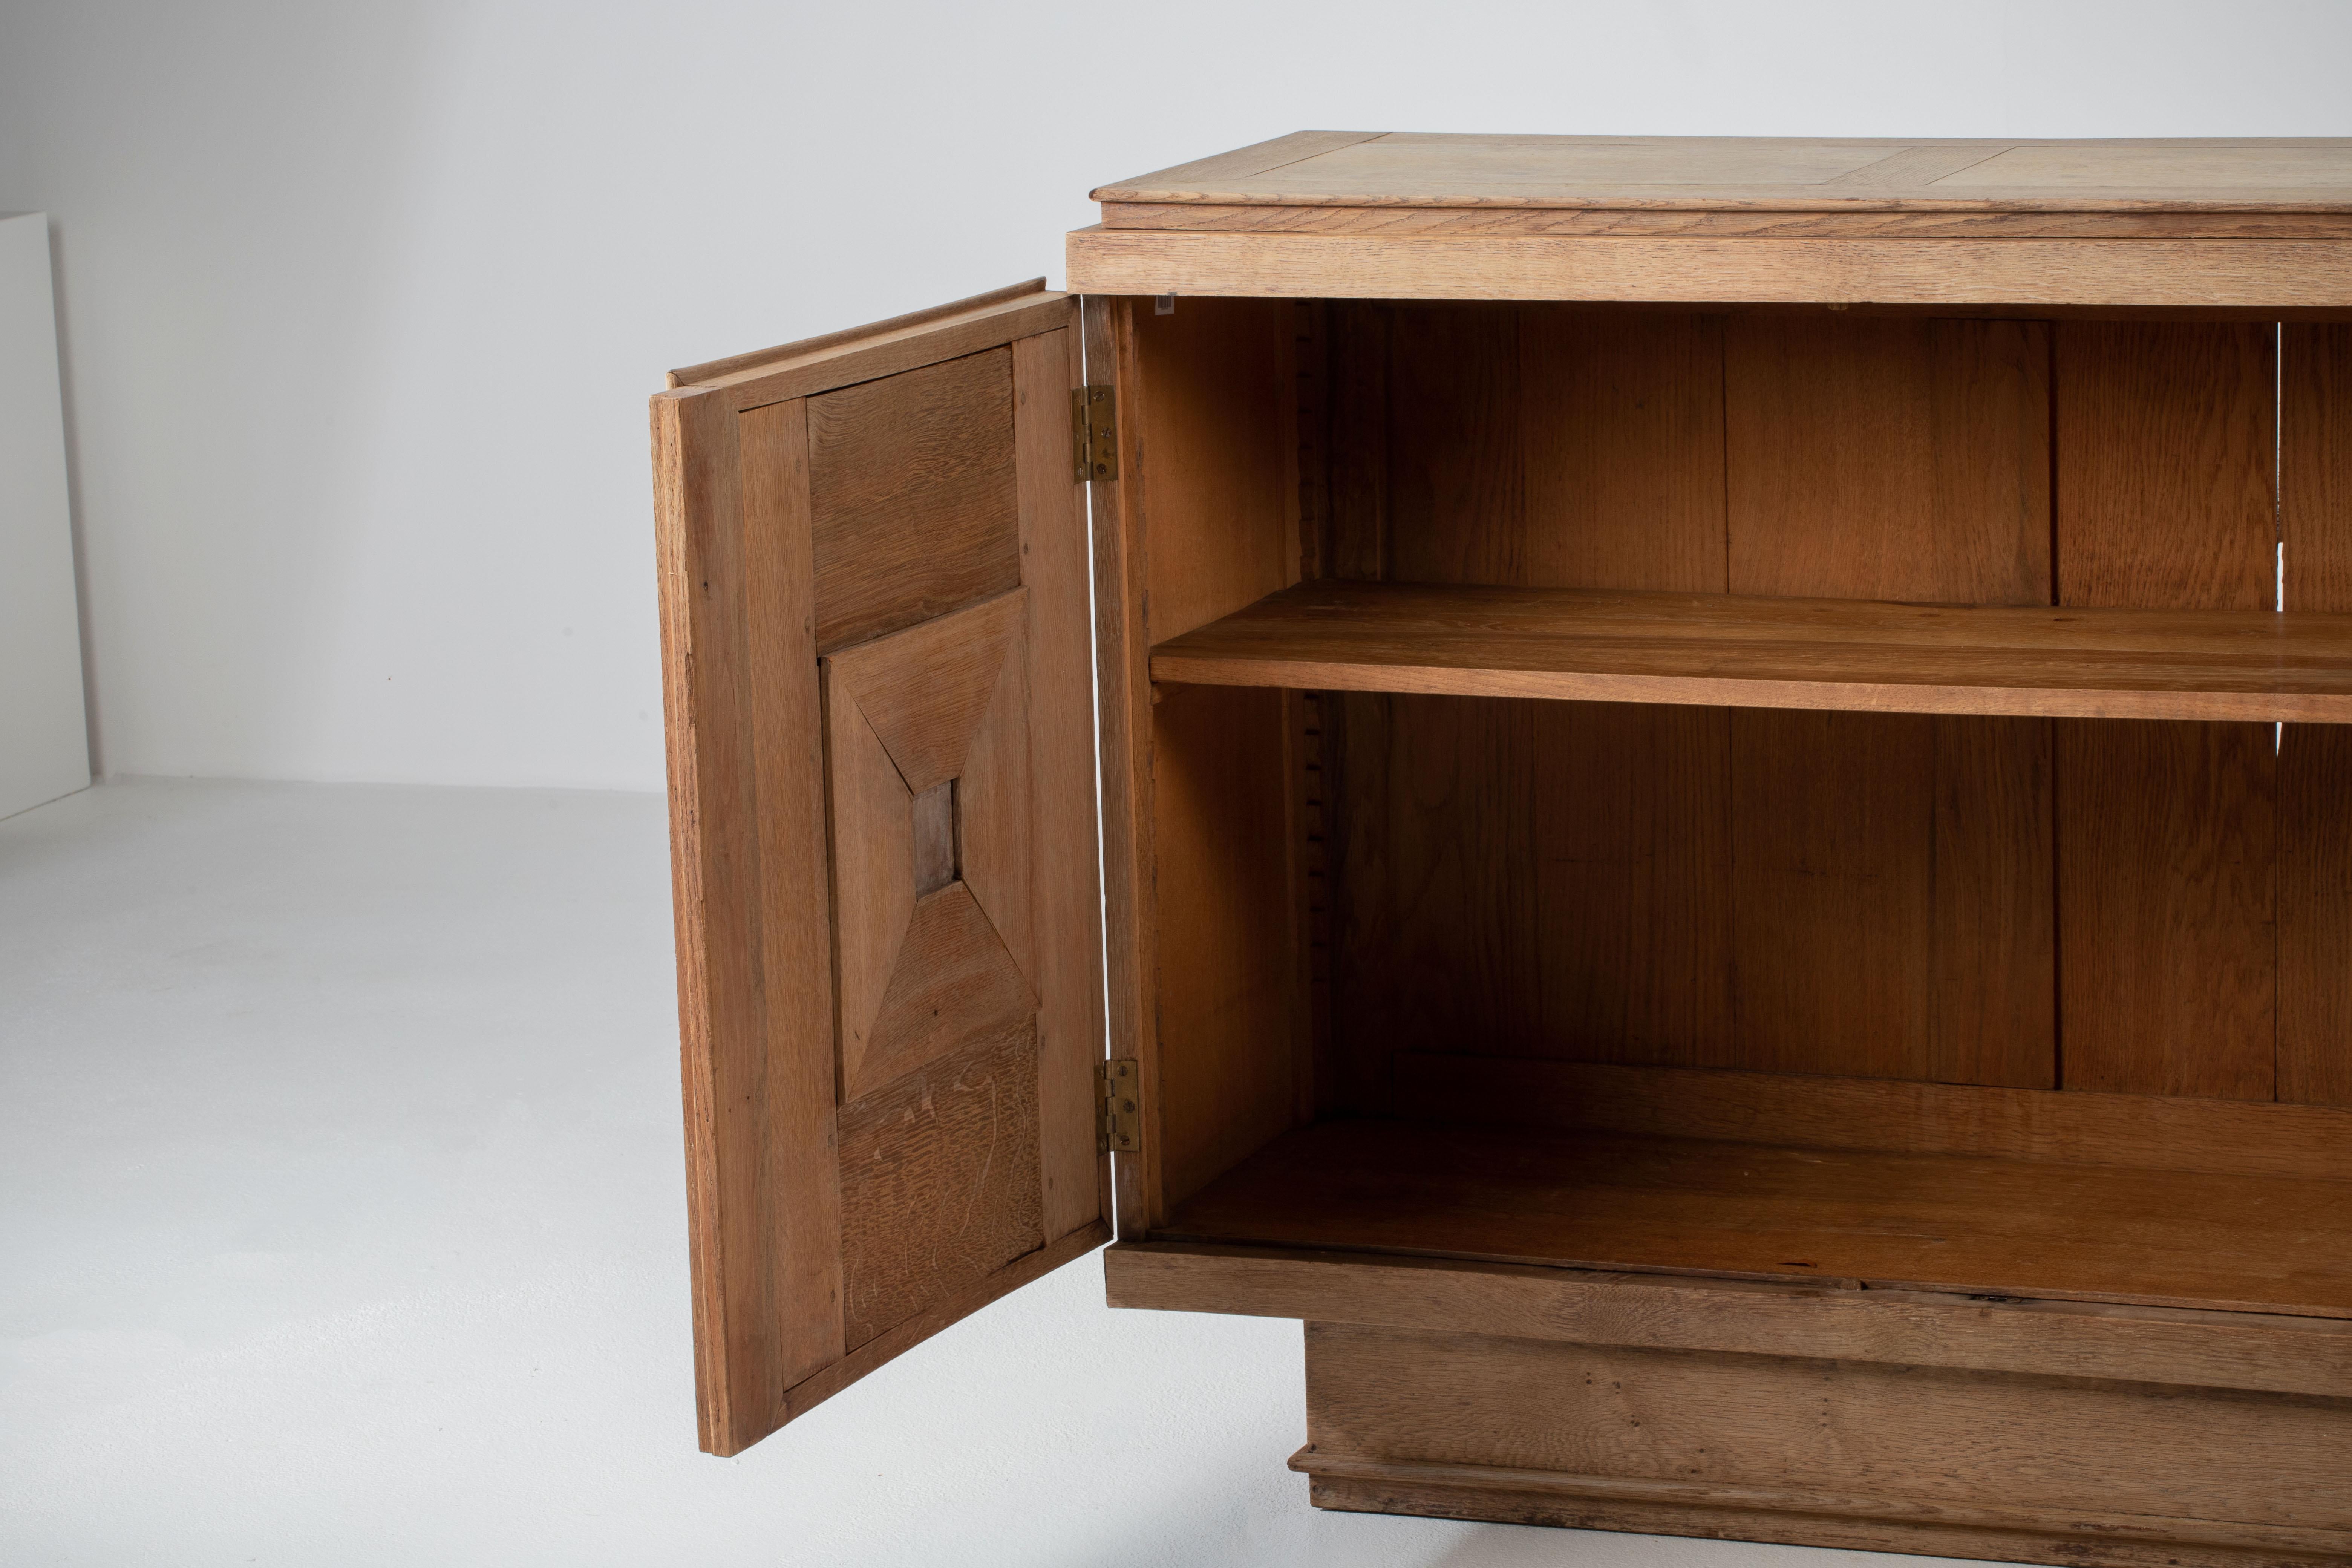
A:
[[651, 280, 1109, 1456]]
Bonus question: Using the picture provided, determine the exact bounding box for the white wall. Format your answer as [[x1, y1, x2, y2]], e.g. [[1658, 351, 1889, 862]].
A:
[[0, 210, 89, 818], [2, 0, 2350, 790]]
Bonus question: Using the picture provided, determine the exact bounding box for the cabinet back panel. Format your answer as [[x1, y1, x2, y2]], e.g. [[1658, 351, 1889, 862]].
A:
[[1329, 305, 2058, 1096], [1322, 303, 2352, 1108], [2053, 323, 2278, 1099]]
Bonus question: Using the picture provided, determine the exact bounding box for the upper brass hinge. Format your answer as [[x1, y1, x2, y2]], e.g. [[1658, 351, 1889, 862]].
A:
[[1096, 1058, 1141, 1154], [1071, 384, 1117, 483]]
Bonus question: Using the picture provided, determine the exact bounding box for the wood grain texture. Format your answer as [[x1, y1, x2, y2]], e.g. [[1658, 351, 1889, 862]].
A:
[[1316, 310, 2065, 1098], [1092, 131, 1389, 203], [669, 279, 1048, 389], [2055, 323, 2278, 1100], [1009, 327, 1107, 1242], [1092, 134, 2352, 211], [1824, 145, 2009, 189], [909, 782, 954, 893], [1299, 1462, 2349, 1568], [823, 693, 914, 1087], [654, 389, 841, 1457], [823, 591, 1032, 1102], [2282, 323, 2352, 1109], [681, 288, 1076, 410], [1106, 1243, 2352, 1398], [1099, 202, 2352, 239], [837, 1022, 1043, 1350], [1349, 308, 1542, 1077], [1519, 311, 1732, 1072], [1724, 315, 2052, 1087], [1517, 309, 1727, 594], [1727, 708, 1937, 1078], [653, 295, 1097, 1451], [1303, 1324, 2352, 1533], [1065, 228, 2352, 308], [1724, 317, 2049, 603], [808, 349, 1020, 652], [851, 883, 1033, 1103], [1125, 298, 1308, 1212], [1389, 1054, 2352, 1182], [1133, 297, 1300, 642], [1084, 296, 1158, 1240], [1150, 579, 2352, 720], [823, 589, 1022, 791], [1156, 1118, 2352, 1318], [1534, 701, 1732, 1067], [769, 1219, 1107, 1428], [1149, 681, 1304, 1210]]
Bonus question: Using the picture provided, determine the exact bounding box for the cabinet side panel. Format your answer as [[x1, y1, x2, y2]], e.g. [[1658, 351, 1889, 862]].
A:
[[1130, 297, 1309, 1211], [1724, 316, 2055, 1086], [2055, 322, 2277, 1100], [2281, 324, 2352, 1109]]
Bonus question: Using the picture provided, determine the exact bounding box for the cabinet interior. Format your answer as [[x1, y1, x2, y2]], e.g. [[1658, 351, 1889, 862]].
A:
[[1125, 296, 2352, 1320]]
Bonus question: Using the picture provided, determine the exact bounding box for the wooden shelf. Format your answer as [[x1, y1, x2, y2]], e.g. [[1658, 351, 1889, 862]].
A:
[[1154, 1118, 2352, 1320], [1148, 581, 2352, 723]]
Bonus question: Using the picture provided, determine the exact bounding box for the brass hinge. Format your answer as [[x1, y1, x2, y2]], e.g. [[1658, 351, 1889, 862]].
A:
[[1096, 1058, 1141, 1154], [1071, 384, 1117, 483]]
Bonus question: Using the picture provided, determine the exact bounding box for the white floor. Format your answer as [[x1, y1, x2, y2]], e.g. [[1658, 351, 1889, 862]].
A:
[[0, 778, 1968, 1568]]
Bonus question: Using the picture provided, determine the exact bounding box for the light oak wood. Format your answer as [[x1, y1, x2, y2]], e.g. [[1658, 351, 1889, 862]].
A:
[[838, 1021, 1042, 1346], [1095, 134, 2352, 213], [1083, 296, 1158, 1243], [2054, 323, 2279, 1101], [668, 278, 1050, 389], [1105, 1244, 2352, 1398], [1300, 1325, 2352, 1551], [1294, 1453, 2352, 1568], [850, 883, 1032, 1103], [1067, 229, 2352, 308], [1327, 305, 1541, 1110], [1009, 326, 1109, 1242], [1101, 201, 2352, 238], [1150, 578, 2352, 721], [1124, 298, 1309, 1214], [1389, 1054, 2352, 1182], [1156, 1117, 2352, 1318], [678, 286, 1076, 411], [655, 389, 842, 1457], [1723, 314, 2052, 1087], [653, 289, 1104, 1455], [658, 135, 2352, 1560], [808, 350, 1021, 652], [824, 590, 1032, 1101], [772, 1217, 1107, 1427], [2282, 323, 2352, 1110]]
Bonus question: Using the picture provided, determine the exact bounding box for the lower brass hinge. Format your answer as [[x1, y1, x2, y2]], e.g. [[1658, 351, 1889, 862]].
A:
[[1071, 384, 1117, 483], [1096, 1058, 1141, 1153]]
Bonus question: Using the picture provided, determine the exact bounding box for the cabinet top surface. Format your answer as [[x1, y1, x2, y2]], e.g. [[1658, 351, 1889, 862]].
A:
[[1094, 131, 2352, 211]]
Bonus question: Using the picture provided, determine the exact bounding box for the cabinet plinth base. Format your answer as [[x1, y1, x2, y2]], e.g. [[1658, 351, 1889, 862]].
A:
[[1294, 1456, 2340, 1568], [1297, 1322, 2352, 1568]]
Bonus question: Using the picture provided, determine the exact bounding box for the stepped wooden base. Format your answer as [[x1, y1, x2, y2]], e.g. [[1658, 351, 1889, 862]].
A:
[[1294, 1321, 2352, 1568], [1295, 1456, 2342, 1568]]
